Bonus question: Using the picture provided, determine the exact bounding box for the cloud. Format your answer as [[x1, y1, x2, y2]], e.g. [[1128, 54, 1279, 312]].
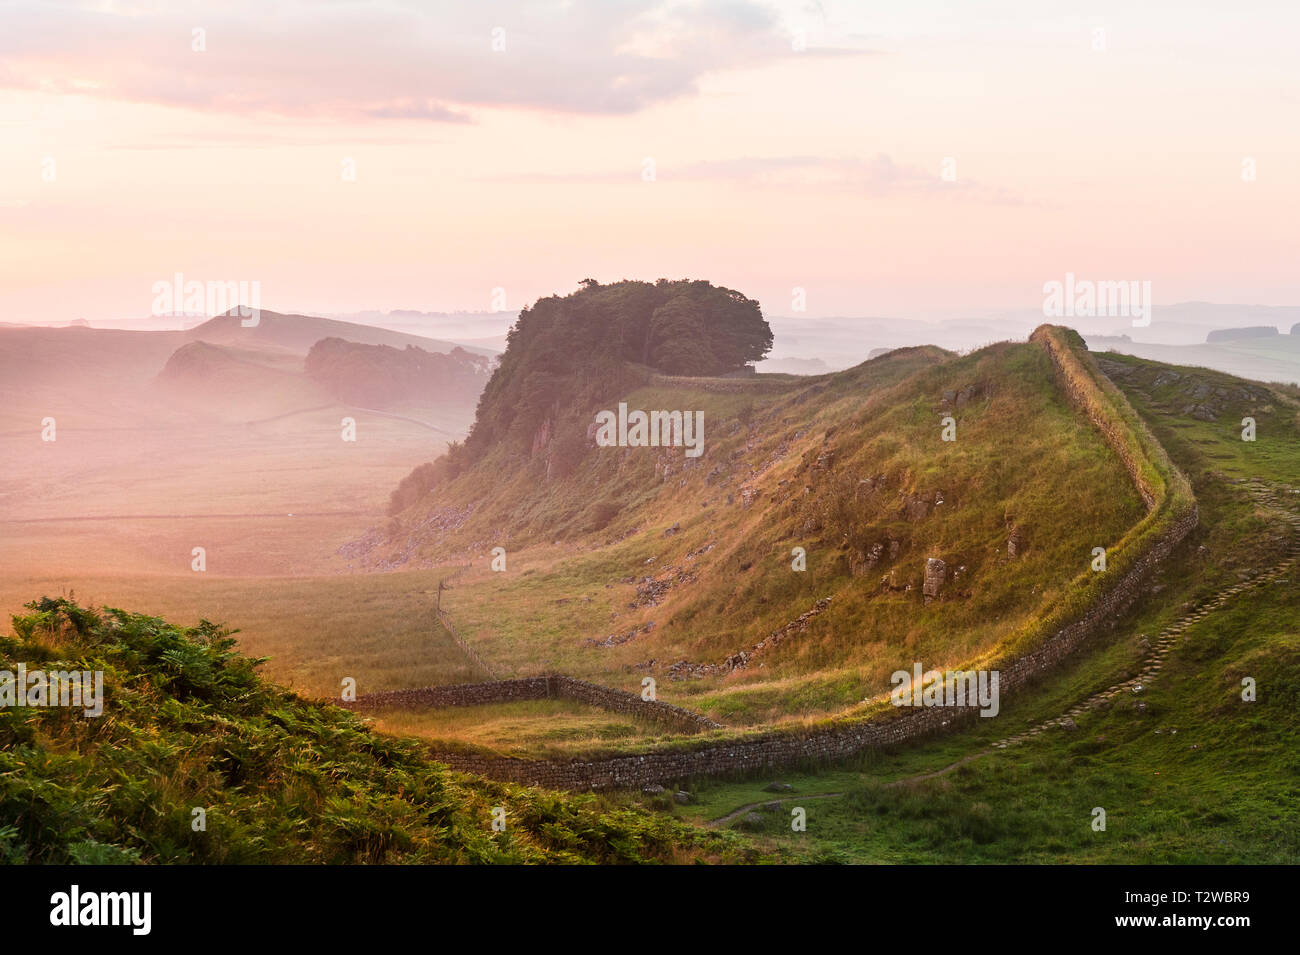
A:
[[488, 153, 1029, 203], [0, 0, 836, 120]]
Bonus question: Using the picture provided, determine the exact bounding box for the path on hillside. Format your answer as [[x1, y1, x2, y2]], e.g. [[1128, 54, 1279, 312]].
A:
[[708, 480, 1298, 826], [345, 405, 461, 435], [709, 791, 844, 828], [243, 404, 334, 425]]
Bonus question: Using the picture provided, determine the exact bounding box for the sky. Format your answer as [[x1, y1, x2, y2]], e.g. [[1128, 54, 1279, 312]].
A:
[[1, 0, 1297, 324]]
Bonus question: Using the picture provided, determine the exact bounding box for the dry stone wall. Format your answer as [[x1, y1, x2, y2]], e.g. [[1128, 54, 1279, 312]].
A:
[[344, 675, 723, 734]]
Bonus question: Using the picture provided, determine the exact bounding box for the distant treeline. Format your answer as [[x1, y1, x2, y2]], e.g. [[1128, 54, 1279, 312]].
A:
[[304, 337, 489, 408]]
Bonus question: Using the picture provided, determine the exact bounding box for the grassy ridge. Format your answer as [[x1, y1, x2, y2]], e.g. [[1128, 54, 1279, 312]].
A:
[[661, 353, 1299, 862], [368, 330, 1207, 771], [960, 326, 1198, 671], [405, 337, 1146, 738]]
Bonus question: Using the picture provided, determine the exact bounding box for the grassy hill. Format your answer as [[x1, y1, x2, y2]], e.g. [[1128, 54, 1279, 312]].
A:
[[188, 309, 492, 357], [360, 323, 1156, 743], [152, 340, 328, 421], [652, 354, 1299, 862], [0, 597, 750, 864]]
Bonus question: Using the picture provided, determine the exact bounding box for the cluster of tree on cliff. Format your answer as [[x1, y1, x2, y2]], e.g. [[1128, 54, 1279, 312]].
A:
[[463, 278, 772, 458]]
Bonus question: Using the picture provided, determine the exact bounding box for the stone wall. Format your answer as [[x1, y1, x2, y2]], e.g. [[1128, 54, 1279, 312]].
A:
[[426, 477, 1193, 790], [343, 675, 723, 734], [345, 676, 551, 710]]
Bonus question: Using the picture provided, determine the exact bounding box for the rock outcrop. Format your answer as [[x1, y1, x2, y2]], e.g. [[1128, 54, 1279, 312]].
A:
[[923, 557, 947, 603]]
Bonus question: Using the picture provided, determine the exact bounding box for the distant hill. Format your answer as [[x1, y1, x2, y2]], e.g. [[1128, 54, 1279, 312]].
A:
[[151, 340, 327, 420], [0, 309, 494, 399], [0, 324, 185, 423], [189, 309, 494, 357], [1206, 325, 1278, 342], [1085, 332, 1300, 386], [304, 337, 491, 409]]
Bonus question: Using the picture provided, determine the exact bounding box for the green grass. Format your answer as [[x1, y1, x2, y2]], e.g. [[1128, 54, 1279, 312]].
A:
[[724, 563, 1298, 863]]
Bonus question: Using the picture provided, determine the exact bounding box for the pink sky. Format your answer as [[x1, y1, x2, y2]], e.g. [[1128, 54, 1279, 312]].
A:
[[1, 0, 1297, 323]]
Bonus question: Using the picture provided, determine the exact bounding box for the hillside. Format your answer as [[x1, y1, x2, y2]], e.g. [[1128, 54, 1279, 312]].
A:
[[327, 330, 1299, 863], [0, 596, 748, 864], [357, 312, 1159, 738], [657, 352, 1300, 862], [151, 340, 328, 421], [188, 309, 494, 357]]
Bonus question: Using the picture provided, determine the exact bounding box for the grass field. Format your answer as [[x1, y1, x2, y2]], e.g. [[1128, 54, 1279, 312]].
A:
[[0, 355, 472, 697]]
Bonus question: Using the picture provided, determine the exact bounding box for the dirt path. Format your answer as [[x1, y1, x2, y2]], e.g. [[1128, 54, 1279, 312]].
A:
[[709, 791, 844, 827]]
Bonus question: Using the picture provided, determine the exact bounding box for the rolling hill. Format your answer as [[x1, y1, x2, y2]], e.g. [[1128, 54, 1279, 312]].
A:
[[359, 284, 1178, 738], [186, 308, 494, 357]]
